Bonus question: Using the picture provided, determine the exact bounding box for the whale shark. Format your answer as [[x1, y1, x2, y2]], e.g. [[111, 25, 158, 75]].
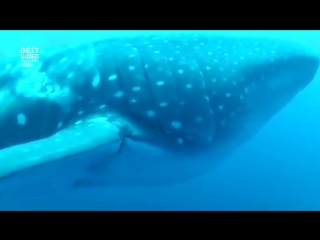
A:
[[0, 33, 318, 195]]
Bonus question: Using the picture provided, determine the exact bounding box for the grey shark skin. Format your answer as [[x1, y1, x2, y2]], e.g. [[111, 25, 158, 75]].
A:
[[0, 33, 318, 195]]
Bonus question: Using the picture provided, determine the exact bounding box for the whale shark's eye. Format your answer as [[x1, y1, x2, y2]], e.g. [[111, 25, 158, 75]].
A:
[[41, 80, 55, 94], [44, 83, 54, 93]]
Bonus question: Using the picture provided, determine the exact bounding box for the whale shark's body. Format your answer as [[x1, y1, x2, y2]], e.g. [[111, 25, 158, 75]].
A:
[[0, 33, 318, 196]]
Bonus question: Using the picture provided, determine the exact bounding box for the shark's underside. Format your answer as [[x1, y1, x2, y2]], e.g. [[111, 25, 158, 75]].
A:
[[0, 33, 318, 194]]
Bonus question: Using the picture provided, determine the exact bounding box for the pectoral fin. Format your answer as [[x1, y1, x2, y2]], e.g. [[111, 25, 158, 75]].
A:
[[0, 115, 122, 180]]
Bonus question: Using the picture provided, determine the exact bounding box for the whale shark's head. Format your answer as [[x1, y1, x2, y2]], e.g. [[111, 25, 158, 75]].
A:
[[211, 48, 319, 146]]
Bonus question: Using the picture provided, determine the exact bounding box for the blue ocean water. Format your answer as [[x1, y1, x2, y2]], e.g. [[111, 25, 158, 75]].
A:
[[0, 30, 319, 210]]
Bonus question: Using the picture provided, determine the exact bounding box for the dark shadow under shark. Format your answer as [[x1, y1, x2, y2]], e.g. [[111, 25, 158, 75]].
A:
[[0, 33, 318, 195]]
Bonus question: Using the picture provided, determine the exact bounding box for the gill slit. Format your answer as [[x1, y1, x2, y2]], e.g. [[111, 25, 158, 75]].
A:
[[111, 46, 129, 116], [192, 57, 216, 140], [136, 48, 160, 134]]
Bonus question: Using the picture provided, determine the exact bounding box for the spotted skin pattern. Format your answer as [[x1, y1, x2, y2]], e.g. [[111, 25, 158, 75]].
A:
[[0, 34, 318, 154]]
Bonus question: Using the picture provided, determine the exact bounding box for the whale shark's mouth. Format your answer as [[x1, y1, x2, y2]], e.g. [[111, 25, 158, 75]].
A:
[[0, 33, 318, 194]]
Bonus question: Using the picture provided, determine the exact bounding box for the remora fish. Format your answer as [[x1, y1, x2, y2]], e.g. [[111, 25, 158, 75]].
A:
[[0, 34, 318, 194]]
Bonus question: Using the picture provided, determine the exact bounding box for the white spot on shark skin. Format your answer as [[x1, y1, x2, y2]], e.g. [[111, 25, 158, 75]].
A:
[[17, 113, 26, 125], [99, 104, 106, 109], [92, 73, 100, 88], [186, 84, 192, 89], [147, 110, 155, 118], [75, 120, 82, 125], [75, 132, 81, 136], [178, 69, 184, 74], [130, 99, 137, 103], [168, 58, 174, 61], [154, 51, 160, 54], [78, 111, 83, 115], [159, 102, 168, 107], [177, 138, 184, 145], [212, 79, 217, 83], [77, 95, 83, 101], [226, 93, 231, 97], [171, 121, 181, 130], [129, 66, 135, 71], [206, 66, 211, 70], [220, 120, 227, 126], [218, 105, 224, 110], [145, 64, 149, 68], [132, 86, 141, 92], [207, 52, 212, 55], [67, 72, 74, 79], [114, 91, 124, 98], [60, 57, 68, 63], [108, 74, 117, 81], [129, 54, 136, 58], [156, 81, 164, 86], [195, 117, 203, 123], [244, 87, 249, 93], [57, 122, 63, 129]]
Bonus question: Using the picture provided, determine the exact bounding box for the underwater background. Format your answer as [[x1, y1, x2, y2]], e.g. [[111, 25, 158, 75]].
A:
[[0, 30, 319, 210]]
